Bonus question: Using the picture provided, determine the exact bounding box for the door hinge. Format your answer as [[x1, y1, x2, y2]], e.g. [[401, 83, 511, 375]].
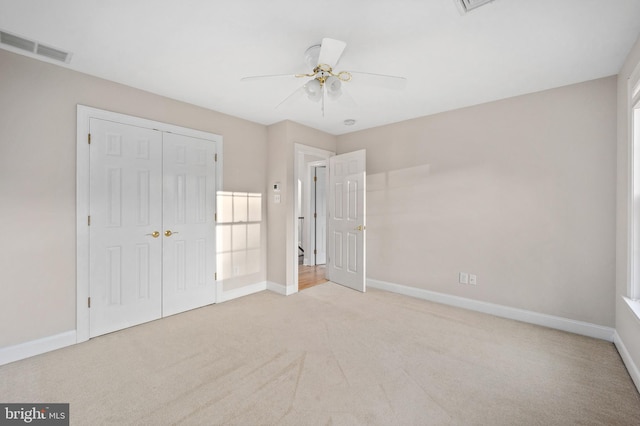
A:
[[314, 249, 317, 255], [88, 215, 91, 226], [88, 133, 91, 144], [314, 212, 317, 218], [214, 153, 218, 162], [88, 297, 91, 308], [214, 213, 217, 222], [215, 272, 217, 281], [314, 176, 317, 182]]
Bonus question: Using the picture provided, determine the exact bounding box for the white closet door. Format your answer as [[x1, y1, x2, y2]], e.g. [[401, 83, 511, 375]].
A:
[[162, 133, 217, 316], [89, 119, 163, 337]]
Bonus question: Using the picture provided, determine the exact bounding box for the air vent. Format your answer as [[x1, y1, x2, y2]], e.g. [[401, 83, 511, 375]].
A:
[[0, 29, 72, 63], [455, 0, 495, 13], [0, 31, 35, 52], [36, 44, 71, 62]]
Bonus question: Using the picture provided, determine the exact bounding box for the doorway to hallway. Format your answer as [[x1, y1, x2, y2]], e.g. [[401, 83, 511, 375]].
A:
[[293, 144, 366, 294]]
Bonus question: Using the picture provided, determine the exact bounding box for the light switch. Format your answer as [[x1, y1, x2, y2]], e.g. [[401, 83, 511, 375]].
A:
[[274, 194, 281, 203]]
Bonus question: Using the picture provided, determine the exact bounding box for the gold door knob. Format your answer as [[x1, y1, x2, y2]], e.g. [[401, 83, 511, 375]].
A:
[[146, 231, 160, 238], [354, 225, 365, 231], [164, 230, 179, 237]]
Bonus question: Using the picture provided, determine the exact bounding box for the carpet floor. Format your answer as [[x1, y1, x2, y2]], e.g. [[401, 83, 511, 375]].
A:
[[1, 283, 639, 425]]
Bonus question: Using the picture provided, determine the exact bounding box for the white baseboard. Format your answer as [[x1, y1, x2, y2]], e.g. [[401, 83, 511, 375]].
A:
[[266, 281, 298, 296], [368, 279, 616, 342], [267, 281, 286, 295], [2, 280, 619, 368], [0, 330, 77, 366], [614, 331, 640, 394], [220, 281, 267, 302], [2, 282, 271, 365]]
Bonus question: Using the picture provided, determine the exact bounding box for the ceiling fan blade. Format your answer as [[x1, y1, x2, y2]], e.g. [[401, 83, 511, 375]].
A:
[[275, 84, 307, 109], [348, 71, 407, 90], [317, 38, 347, 68], [240, 73, 297, 82], [334, 86, 358, 109]]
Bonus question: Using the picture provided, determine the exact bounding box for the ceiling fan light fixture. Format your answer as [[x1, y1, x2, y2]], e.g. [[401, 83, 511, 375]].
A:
[[304, 79, 322, 102], [326, 76, 342, 99]]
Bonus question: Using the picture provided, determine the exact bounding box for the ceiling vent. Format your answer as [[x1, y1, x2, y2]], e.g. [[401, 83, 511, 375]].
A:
[[0, 30, 72, 63], [455, 0, 495, 14]]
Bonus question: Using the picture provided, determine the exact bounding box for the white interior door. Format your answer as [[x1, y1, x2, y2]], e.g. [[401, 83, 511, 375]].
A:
[[328, 150, 366, 292], [89, 119, 163, 337], [315, 166, 327, 265], [162, 133, 217, 316]]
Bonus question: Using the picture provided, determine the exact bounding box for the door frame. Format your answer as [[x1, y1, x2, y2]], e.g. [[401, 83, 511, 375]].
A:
[[293, 143, 334, 293], [76, 105, 223, 343]]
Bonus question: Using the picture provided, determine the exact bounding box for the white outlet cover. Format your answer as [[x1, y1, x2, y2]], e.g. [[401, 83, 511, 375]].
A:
[[459, 272, 469, 284], [469, 274, 477, 285]]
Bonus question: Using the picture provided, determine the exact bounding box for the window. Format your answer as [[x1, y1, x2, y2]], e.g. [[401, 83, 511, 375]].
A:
[[216, 192, 263, 280]]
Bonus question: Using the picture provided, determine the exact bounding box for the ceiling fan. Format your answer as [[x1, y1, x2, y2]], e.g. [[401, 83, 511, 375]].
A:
[[241, 38, 407, 116]]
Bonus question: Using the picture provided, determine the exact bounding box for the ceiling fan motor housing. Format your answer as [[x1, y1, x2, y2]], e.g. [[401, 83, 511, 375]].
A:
[[304, 44, 321, 69]]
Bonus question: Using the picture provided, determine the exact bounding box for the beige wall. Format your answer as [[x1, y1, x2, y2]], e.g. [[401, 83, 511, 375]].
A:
[[0, 49, 268, 348], [616, 35, 640, 378], [338, 76, 617, 327], [266, 122, 290, 287], [266, 121, 336, 287]]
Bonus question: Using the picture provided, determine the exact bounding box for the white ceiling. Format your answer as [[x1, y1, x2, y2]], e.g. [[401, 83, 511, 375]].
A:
[[1, 0, 640, 135]]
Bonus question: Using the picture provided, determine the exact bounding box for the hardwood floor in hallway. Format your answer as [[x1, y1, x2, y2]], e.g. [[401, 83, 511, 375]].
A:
[[298, 265, 328, 291]]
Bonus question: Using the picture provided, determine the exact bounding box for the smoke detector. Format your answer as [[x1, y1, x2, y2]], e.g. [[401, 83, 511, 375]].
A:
[[0, 29, 72, 63], [455, 0, 495, 14]]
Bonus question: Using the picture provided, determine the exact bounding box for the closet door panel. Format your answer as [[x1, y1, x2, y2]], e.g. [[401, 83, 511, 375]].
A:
[[162, 133, 217, 316], [89, 119, 163, 337]]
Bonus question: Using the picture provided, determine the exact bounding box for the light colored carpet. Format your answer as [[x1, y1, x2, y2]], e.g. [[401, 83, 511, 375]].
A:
[[1, 283, 639, 425]]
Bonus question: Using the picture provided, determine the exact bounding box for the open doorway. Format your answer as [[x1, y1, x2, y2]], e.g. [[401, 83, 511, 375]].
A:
[[299, 164, 328, 290], [294, 144, 334, 292], [293, 144, 367, 294]]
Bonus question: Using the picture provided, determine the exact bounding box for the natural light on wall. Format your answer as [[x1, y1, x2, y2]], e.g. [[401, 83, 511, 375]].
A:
[[216, 192, 262, 280]]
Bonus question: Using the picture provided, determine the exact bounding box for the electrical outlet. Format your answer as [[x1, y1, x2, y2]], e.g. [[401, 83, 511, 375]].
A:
[[469, 274, 477, 285], [459, 272, 469, 284]]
